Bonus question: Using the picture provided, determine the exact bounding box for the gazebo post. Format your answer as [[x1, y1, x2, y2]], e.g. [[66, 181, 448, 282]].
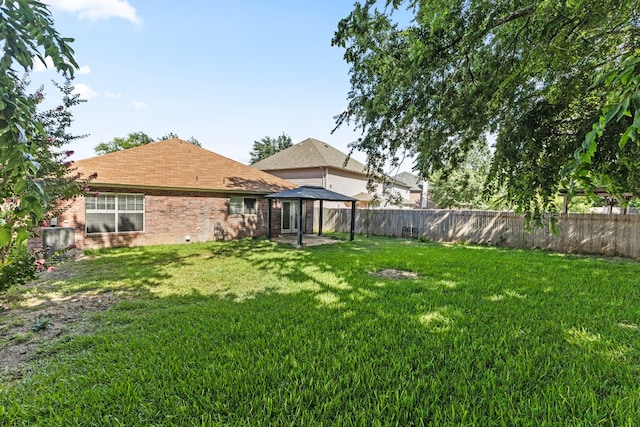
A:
[[297, 198, 303, 247], [350, 201, 356, 241], [318, 200, 323, 236]]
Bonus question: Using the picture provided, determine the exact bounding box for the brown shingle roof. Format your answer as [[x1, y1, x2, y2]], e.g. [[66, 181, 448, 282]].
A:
[[74, 138, 296, 194], [251, 138, 367, 175]]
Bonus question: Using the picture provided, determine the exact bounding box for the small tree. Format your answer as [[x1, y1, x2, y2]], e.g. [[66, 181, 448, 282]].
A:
[[0, 74, 93, 292], [249, 133, 292, 164]]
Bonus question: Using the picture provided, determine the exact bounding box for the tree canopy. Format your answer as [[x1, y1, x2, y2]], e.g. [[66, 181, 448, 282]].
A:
[[249, 133, 293, 164], [333, 0, 640, 220], [94, 132, 200, 155]]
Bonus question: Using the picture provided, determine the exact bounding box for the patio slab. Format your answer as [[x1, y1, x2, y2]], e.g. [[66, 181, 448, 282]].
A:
[[272, 234, 341, 247]]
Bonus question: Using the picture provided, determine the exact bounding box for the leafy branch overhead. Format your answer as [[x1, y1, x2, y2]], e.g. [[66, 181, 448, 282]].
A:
[[333, 0, 640, 221]]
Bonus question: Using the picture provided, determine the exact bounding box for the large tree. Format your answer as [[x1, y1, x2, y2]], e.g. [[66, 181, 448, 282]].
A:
[[94, 131, 200, 155], [333, 0, 640, 221], [249, 133, 292, 164], [1, 1, 80, 272]]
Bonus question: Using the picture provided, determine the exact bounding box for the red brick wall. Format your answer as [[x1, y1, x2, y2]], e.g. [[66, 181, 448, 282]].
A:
[[55, 187, 287, 249]]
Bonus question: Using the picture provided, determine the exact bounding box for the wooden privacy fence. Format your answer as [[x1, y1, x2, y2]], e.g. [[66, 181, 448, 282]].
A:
[[319, 208, 640, 258]]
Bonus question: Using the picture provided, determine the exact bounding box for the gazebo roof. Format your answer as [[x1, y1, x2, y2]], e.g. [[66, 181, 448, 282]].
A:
[[266, 185, 357, 202], [265, 186, 357, 246]]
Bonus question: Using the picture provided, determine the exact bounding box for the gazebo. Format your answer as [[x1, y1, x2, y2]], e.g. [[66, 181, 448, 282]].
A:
[[266, 185, 357, 246], [559, 188, 635, 214]]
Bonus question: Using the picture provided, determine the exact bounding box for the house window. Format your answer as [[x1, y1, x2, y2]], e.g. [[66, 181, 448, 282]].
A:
[[86, 194, 144, 233], [229, 197, 257, 215]]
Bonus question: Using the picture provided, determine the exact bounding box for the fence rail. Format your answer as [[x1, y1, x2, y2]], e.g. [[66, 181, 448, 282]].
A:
[[319, 208, 640, 258]]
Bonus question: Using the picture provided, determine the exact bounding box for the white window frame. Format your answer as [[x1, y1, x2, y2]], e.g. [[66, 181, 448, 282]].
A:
[[229, 197, 257, 215], [86, 193, 145, 234]]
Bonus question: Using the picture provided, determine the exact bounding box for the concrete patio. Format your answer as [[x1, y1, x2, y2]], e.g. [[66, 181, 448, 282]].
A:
[[272, 234, 342, 247]]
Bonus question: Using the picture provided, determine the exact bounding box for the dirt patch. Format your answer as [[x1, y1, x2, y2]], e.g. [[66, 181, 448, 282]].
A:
[[371, 269, 420, 280], [0, 262, 121, 381]]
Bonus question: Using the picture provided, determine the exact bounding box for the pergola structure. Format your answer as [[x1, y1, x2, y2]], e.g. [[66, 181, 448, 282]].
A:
[[559, 188, 635, 214], [266, 185, 357, 247]]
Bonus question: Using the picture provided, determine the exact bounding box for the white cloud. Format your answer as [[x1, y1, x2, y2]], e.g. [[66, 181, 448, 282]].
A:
[[105, 92, 122, 99], [132, 101, 147, 109], [72, 83, 99, 99], [47, 0, 142, 25], [76, 65, 91, 75]]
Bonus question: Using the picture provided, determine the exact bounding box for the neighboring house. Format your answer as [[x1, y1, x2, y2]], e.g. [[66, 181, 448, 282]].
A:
[[382, 178, 413, 208], [54, 138, 302, 249], [394, 172, 434, 208], [251, 138, 384, 207]]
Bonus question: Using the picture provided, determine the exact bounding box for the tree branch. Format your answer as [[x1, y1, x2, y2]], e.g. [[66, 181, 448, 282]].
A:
[[490, 3, 538, 28]]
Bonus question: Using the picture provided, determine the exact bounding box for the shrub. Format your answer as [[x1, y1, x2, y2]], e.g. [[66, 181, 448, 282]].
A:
[[0, 248, 39, 293], [0, 245, 75, 293]]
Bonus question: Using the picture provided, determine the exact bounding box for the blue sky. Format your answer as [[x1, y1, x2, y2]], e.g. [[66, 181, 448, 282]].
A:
[[31, 0, 412, 171]]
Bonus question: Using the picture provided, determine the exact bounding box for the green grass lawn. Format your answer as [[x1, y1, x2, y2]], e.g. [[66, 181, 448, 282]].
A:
[[1, 235, 640, 426]]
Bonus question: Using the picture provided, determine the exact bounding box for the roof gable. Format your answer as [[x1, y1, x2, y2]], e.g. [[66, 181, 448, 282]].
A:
[[395, 172, 422, 191], [74, 138, 296, 193], [251, 138, 367, 175]]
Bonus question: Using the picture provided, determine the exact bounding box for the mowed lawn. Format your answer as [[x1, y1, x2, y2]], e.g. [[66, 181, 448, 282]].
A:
[[1, 235, 640, 426]]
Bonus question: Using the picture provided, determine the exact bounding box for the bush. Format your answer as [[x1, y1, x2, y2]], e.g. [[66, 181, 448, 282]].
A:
[[0, 249, 38, 293]]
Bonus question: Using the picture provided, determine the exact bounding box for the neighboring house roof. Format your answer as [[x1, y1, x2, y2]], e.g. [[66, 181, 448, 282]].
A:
[[251, 137, 367, 175], [352, 192, 377, 202], [386, 178, 412, 190], [74, 138, 296, 194], [266, 185, 357, 202], [394, 172, 423, 191]]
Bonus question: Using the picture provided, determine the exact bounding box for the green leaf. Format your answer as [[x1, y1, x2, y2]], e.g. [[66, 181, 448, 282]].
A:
[[616, 98, 630, 120], [619, 127, 632, 149], [15, 229, 30, 245], [603, 105, 619, 125], [0, 226, 11, 246], [13, 179, 27, 194]]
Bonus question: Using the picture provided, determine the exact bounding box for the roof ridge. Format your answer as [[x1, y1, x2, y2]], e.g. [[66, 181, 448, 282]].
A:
[[307, 138, 364, 172], [308, 138, 334, 166]]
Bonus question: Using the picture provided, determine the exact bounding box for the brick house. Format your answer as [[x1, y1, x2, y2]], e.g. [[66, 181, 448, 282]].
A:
[[54, 138, 303, 249]]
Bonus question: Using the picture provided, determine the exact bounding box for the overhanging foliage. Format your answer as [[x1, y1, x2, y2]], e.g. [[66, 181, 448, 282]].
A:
[[333, 0, 640, 221]]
